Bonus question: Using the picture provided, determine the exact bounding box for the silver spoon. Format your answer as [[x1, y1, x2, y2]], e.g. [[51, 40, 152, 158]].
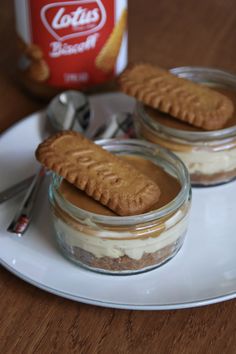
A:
[[7, 90, 91, 236]]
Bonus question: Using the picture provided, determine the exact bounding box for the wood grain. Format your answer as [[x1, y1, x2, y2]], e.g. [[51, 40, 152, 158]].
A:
[[1, 0, 236, 353]]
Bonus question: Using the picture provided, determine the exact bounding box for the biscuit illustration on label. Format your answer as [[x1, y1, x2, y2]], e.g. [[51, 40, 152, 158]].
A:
[[36, 131, 161, 216], [26, 59, 50, 82], [119, 63, 234, 130], [26, 44, 43, 61], [17, 36, 43, 60], [95, 8, 127, 73], [17, 35, 49, 82], [17, 35, 27, 53]]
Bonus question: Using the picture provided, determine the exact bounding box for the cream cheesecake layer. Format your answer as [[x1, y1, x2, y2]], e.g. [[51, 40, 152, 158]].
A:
[[53, 207, 189, 260], [175, 147, 236, 175]]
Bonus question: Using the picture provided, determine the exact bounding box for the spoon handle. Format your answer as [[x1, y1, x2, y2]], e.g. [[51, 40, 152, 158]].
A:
[[0, 175, 35, 204], [7, 167, 46, 236]]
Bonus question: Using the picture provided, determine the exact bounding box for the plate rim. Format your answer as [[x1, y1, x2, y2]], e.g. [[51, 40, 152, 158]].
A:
[[1, 258, 236, 310]]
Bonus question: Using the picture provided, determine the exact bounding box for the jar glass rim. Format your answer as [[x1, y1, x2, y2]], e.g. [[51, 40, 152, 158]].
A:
[[137, 66, 236, 142], [49, 139, 191, 226]]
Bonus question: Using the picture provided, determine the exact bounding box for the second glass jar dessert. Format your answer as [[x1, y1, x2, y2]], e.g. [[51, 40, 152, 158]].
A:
[[49, 139, 191, 275], [134, 67, 236, 186]]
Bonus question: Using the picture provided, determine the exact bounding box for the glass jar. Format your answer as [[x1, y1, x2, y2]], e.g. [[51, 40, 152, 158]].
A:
[[48, 139, 191, 275], [14, 0, 128, 99], [134, 67, 236, 186]]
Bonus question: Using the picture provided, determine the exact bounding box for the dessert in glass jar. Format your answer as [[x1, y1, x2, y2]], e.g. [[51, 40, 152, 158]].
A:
[[134, 67, 236, 186], [48, 139, 191, 275]]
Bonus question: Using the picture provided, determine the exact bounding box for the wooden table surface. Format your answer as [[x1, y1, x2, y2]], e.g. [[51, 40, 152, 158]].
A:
[[1, 0, 236, 353]]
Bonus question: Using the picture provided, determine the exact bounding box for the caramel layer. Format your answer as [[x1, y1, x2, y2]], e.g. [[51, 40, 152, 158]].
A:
[[59, 155, 180, 216]]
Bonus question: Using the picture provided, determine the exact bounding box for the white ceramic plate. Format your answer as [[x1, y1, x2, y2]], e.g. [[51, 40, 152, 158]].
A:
[[1, 93, 236, 310]]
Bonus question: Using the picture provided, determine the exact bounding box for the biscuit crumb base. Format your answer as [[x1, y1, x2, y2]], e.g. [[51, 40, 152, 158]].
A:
[[57, 238, 184, 273], [191, 168, 236, 185]]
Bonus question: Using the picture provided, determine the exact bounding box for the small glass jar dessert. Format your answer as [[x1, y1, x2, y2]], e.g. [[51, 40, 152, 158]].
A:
[[49, 139, 191, 275], [134, 67, 236, 186]]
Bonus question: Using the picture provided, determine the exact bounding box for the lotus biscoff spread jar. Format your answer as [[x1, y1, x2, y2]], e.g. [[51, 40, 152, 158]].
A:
[[14, 0, 128, 98]]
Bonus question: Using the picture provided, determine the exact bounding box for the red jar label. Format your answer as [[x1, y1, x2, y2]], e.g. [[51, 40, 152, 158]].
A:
[[15, 0, 128, 89]]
